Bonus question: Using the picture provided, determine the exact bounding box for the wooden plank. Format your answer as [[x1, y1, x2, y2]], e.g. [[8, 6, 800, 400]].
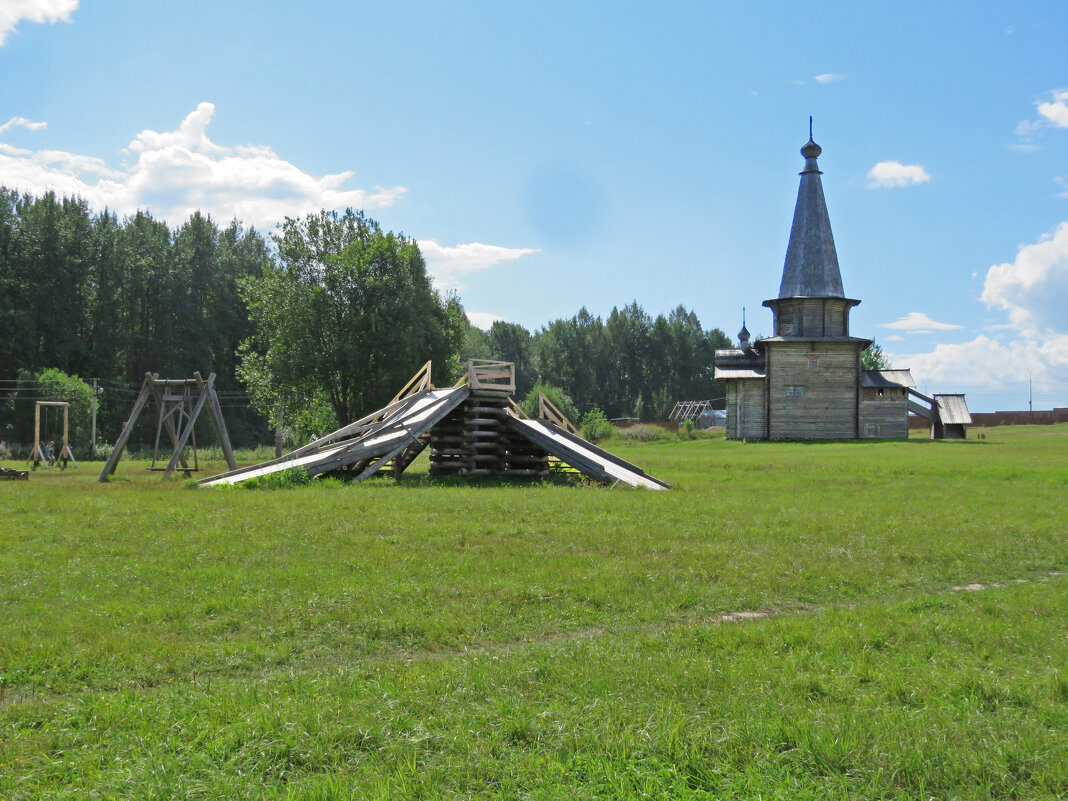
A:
[[163, 374, 214, 479], [908, 400, 935, 420], [386, 360, 433, 407], [538, 393, 580, 435], [505, 417, 670, 489], [290, 392, 437, 458], [148, 379, 190, 471], [203, 389, 469, 487], [308, 393, 464, 479], [98, 373, 157, 481], [195, 372, 238, 471]]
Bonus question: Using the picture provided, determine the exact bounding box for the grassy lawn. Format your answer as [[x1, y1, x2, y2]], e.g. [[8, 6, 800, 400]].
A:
[[1, 425, 1066, 799]]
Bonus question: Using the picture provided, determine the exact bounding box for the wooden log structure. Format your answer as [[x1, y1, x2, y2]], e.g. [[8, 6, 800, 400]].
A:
[[429, 362, 551, 479], [199, 358, 667, 490]]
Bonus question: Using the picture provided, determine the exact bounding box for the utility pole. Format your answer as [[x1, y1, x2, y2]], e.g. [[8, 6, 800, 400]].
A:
[[91, 378, 99, 453], [1028, 370, 1033, 424]]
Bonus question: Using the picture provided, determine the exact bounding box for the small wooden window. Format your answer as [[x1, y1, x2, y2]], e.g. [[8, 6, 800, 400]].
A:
[[807, 356, 820, 369], [786, 385, 805, 397]]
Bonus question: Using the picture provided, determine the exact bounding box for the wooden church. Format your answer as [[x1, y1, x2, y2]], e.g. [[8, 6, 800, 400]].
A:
[[714, 132, 917, 440]]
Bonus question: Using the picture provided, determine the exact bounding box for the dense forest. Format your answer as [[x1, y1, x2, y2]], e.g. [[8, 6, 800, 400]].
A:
[[0, 187, 731, 450], [464, 307, 731, 420]]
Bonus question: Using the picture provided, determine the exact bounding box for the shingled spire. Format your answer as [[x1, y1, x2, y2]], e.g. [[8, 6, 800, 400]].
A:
[[777, 124, 845, 299]]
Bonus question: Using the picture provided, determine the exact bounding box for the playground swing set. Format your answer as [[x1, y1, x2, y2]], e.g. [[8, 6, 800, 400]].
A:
[[29, 400, 77, 469]]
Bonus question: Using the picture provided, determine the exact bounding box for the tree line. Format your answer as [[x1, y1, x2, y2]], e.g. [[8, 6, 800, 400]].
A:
[[1, 187, 732, 449], [0, 187, 271, 447], [464, 305, 731, 420]]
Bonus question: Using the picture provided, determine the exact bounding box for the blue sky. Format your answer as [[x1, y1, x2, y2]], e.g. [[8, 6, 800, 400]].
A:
[[2, 0, 1067, 412]]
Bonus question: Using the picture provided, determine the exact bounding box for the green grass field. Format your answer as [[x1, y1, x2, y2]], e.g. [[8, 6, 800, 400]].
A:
[[2, 425, 1066, 799]]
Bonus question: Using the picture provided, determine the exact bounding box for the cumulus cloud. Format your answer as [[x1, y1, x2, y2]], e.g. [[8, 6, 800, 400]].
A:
[[892, 334, 1068, 392], [466, 311, 505, 330], [881, 312, 964, 333], [0, 102, 407, 230], [1036, 88, 1068, 128], [981, 222, 1068, 336], [866, 161, 931, 188], [814, 73, 845, 84], [0, 0, 77, 45], [418, 239, 540, 292], [892, 223, 1068, 399]]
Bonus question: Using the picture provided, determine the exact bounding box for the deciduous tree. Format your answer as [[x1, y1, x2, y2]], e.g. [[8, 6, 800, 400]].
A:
[[238, 209, 465, 435]]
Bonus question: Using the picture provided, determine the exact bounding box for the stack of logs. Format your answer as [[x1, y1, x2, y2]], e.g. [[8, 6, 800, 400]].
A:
[[429, 388, 549, 478]]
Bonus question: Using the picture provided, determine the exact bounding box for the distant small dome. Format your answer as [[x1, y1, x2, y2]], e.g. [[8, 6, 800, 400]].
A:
[[738, 323, 751, 346], [801, 138, 822, 159]]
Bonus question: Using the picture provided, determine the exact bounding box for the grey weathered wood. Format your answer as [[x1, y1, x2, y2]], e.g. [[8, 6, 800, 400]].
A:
[[163, 374, 215, 479], [98, 373, 157, 482], [195, 372, 237, 471], [148, 380, 190, 471]]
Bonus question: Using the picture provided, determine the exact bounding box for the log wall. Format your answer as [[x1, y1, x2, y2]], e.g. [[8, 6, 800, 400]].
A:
[[859, 386, 909, 439], [772, 299, 851, 338], [428, 390, 549, 478], [725, 379, 767, 439], [766, 341, 862, 439]]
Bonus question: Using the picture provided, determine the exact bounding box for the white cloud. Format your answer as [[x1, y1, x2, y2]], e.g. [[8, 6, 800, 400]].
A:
[[886, 335, 905, 342], [1014, 89, 1068, 146], [866, 161, 931, 188], [814, 73, 845, 84], [881, 312, 963, 332], [891, 334, 1068, 392], [892, 223, 1068, 401], [0, 102, 406, 230], [981, 221, 1068, 335], [466, 311, 505, 330], [1036, 89, 1068, 128], [0, 0, 78, 45], [0, 116, 47, 134], [418, 239, 539, 292]]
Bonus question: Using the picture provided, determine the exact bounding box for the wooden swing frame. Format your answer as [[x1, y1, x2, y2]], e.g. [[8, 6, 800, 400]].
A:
[[98, 371, 237, 481], [30, 401, 77, 468]]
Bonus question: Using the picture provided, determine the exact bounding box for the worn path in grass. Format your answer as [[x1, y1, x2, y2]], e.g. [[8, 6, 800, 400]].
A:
[[1, 424, 1066, 798]]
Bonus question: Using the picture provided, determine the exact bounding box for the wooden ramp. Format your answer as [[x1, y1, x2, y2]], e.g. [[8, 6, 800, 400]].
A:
[[505, 417, 670, 490], [908, 388, 973, 439], [197, 359, 669, 490], [199, 387, 468, 487]]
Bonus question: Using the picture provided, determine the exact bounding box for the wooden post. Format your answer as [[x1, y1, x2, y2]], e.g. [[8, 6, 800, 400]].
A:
[[91, 378, 98, 453], [98, 373, 156, 481], [195, 372, 237, 471], [163, 374, 215, 478], [33, 401, 41, 467], [62, 404, 68, 458], [148, 380, 190, 471]]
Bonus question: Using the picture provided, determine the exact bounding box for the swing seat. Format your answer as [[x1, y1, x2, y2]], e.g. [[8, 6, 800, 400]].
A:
[[147, 467, 199, 472]]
